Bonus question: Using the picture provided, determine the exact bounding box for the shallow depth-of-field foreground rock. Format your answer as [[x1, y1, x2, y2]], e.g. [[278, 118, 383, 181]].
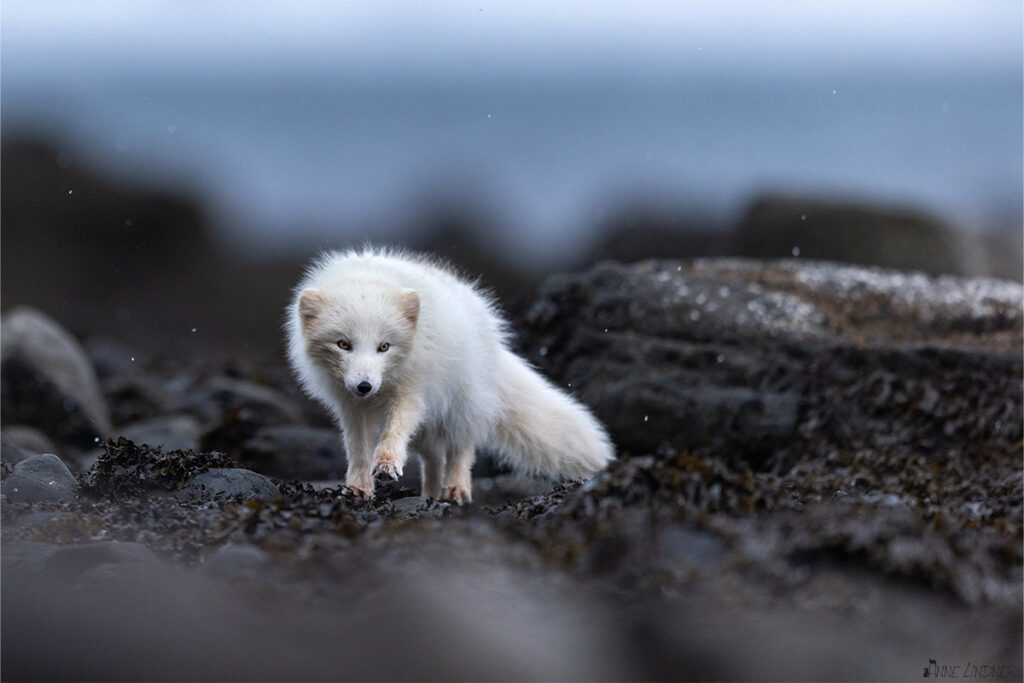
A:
[[2, 258, 1022, 681]]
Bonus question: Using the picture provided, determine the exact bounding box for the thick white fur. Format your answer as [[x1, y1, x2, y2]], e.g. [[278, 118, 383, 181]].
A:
[[286, 247, 614, 503]]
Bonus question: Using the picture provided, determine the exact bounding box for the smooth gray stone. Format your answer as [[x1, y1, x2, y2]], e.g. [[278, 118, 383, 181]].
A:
[[182, 468, 280, 501], [1, 453, 78, 504]]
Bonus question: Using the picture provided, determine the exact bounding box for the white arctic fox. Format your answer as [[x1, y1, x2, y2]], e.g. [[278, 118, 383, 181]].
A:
[[286, 247, 614, 503]]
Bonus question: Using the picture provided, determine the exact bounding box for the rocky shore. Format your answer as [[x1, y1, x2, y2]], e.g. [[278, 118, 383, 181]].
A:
[[2, 258, 1021, 681]]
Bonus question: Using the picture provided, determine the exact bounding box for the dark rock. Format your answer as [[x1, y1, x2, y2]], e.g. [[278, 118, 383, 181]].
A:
[[193, 377, 302, 424], [1, 307, 111, 445], [1, 453, 78, 504], [180, 377, 303, 453], [238, 425, 344, 480], [390, 496, 431, 515], [117, 415, 201, 453], [523, 258, 1022, 461], [594, 381, 800, 456], [730, 195, 963, 276], [182, 468, 280, 501], [102, 375, 169, 430]]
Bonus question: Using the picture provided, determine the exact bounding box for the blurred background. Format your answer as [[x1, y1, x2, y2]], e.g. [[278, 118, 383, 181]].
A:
[[2, 0, 1021, 358]]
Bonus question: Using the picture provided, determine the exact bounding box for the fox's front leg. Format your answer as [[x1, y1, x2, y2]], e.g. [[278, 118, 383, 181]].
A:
[[341, 411, 375, 499], [372, 392, 424, 481]]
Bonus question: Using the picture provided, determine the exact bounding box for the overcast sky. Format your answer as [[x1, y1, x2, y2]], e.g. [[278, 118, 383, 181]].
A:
[[4, 0, 1021, 86]]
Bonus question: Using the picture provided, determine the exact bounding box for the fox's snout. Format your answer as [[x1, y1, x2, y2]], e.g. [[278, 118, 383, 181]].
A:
[[339, 354, 388, 399], [345, 375, 379, 398]]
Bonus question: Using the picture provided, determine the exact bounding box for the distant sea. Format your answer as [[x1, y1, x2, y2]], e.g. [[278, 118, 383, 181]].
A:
[[4, 71, 1021, 261]]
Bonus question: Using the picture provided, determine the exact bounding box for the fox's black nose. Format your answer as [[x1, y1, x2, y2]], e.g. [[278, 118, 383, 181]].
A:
[[356, 381, 373, 395]]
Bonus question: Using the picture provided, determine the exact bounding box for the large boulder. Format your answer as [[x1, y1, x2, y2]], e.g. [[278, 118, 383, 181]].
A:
[[1, 307, 111, 445], [522, 258, 1022, 462]]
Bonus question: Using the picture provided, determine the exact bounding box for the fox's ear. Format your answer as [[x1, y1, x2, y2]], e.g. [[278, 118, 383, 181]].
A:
[[298, 288, 324, 328], [399, 289, 419, 328]]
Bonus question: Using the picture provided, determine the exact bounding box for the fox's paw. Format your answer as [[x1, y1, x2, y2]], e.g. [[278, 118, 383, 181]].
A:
[[372, 461, 402, 481], [442, 484, 472, 506], [342, 482, 375, 501], [372, 451, 404, 481]]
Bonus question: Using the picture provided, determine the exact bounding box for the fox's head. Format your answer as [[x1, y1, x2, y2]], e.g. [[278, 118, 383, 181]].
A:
[[296, 283, 419, 399]]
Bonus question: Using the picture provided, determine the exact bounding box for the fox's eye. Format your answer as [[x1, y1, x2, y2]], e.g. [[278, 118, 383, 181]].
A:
[[337, 340, 352, 351], [377, 342, 390, 353]]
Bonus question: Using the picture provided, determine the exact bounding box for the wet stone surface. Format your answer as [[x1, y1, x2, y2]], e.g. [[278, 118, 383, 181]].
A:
[[1, 259, 1022, 681]]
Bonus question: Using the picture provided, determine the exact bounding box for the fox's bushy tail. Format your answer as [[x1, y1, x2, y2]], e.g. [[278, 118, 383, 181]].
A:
[[488, 348, 614, 479]]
